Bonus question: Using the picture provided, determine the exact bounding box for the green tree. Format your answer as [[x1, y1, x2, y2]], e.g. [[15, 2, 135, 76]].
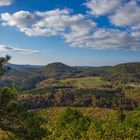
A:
[[52, 108, 90, 140], [0, 55, 47, 140], [0, 55, 11, 76], [116, 107, 125, 122]]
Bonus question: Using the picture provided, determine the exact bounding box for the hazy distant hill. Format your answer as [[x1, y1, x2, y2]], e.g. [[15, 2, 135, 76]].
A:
[[7, 63, 43, 71], [1, 63, 45, 91]]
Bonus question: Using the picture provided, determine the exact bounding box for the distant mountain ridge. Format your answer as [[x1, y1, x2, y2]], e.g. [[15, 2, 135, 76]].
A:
[[7, 62, 140, 71], [7, 63, 43, 71], [6, 61, 140, 79], [0, 62, 140, 91]]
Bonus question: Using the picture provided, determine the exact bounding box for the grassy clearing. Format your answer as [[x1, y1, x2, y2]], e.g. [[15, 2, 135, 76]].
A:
[[61, 77, 110, 88], [125, 85, 140, 104]]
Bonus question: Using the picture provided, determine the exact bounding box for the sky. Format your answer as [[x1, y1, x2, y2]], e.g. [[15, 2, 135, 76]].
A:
[[0, 0, 140, 66]]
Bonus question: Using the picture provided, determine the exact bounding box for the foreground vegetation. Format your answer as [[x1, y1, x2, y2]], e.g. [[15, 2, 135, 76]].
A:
[[40, 107, 140, 140], [1, 106, 140, 140]]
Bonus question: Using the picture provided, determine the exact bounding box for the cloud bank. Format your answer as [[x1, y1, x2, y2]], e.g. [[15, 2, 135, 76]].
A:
[[1, 9, 96, 37], [0, 44, 43, 55]]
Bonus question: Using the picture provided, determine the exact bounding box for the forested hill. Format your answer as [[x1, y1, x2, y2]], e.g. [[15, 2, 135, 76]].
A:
[[103, 62, 140, 82], [43, 62, 77, 78]]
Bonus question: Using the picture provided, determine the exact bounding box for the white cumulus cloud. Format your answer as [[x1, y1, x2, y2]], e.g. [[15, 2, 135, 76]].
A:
[[0, 9, 96, 37], [0, 0, 13, 6], [110, 1, 140, 28], [64, 28, 140, 51], [85, 0, 123, 16], [91, 29, 140, 50], [1, 11, 37, 28]]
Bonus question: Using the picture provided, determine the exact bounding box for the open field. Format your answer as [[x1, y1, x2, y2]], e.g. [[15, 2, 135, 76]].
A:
[[61, 77, 111, 88], [125, 84, 140, 104]]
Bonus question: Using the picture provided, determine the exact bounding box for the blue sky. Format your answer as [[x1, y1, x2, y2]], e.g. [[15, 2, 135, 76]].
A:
[[0, 0, 140, 66]]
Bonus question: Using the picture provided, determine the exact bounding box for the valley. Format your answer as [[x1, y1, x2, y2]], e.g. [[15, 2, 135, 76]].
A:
[[0, 62, 140, 110]]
